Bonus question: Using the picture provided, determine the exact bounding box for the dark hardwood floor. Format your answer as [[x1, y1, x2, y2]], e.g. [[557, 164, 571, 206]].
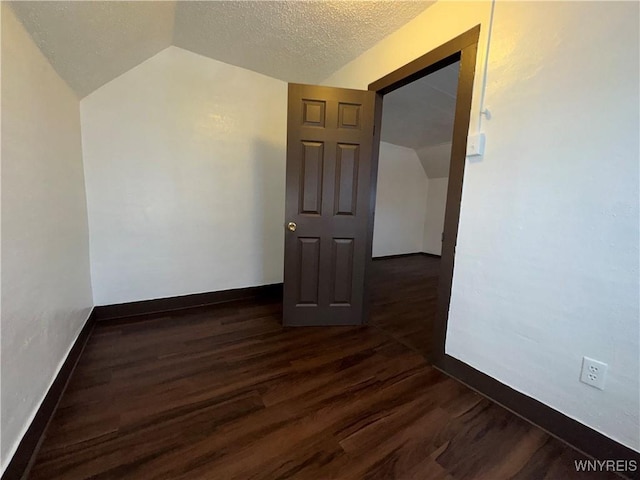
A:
[[27, 256, 617, 479], [370, 254, 440, 359]]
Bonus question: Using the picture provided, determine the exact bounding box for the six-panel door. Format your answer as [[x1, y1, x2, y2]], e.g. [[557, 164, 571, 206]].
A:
[[283, 83, 377, 326]]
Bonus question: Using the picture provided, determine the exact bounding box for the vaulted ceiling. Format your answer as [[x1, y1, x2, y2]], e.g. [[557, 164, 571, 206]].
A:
[[381, 61, 460, 178], [10, 0, 455, 179], [10, 1, 434, 98]]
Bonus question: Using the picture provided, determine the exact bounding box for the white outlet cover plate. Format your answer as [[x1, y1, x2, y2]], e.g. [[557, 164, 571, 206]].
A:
[[580, 356, 608, 390]]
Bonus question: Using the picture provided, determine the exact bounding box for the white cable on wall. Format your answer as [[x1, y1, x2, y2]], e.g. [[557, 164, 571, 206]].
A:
[[477, 0, 496, 134]]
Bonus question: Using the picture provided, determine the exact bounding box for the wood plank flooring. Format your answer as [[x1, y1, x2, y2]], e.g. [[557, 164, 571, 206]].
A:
[[27, 256, 617, 479], [369, 255, 440, 359]]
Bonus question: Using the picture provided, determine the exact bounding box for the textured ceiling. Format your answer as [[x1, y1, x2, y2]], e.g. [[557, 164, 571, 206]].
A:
[[381, 61, 460, 178], [9, 1, 433, 98], [9, 1, 176, 98], [173, 1, 433, 84]]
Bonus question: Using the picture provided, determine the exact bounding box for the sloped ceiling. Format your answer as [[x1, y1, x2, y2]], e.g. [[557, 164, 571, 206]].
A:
[[381, 61, 460, 178], [174, 1, 434, 85], [9, 1, 176, 98], [9, 1, 433, 98], [10, 0, 455, 178]]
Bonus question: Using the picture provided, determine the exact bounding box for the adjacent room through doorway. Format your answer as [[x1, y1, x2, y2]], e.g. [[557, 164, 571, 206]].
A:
[[369, 60, 460, 359]]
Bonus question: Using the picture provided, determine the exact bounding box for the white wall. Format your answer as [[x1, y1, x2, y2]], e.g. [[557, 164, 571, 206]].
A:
[[423, 177, 448, 256], [373, 142, 449, 258], [324, 1, 640, 451], [81, 46, 287, 305], [1, 4, 93, 470], [372, 142, 428, 258]]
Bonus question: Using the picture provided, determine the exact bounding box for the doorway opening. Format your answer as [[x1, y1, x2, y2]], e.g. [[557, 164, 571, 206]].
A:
[[369, 58, 461, 360], [280, 26, 479, 358], [366, 26, 480, 363]]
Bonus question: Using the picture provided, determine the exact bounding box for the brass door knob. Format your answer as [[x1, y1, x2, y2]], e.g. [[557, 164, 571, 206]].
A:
[[287, 222, 297, 232]]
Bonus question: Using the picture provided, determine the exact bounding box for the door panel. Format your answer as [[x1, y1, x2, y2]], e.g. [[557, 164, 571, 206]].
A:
[[297, 237, 321, 305], [331, 238, 354, 305], [334, 144, 359, 216], [300, 141, 324, 214], [283, 83, 378, 326]]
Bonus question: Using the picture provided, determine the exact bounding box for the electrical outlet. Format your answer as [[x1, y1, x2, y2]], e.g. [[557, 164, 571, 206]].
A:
[[580, 357, 608, 390]]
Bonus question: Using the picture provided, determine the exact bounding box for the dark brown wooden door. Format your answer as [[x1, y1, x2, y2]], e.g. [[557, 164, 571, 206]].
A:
[[283, 83, 379, 326]]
